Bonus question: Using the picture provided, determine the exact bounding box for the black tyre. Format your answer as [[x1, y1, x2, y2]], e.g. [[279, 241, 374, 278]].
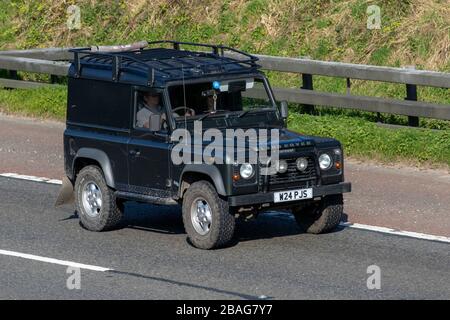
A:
[[292, 194, 343, 234], [182, 181, 235, 249], [75, 165, 123, 231]]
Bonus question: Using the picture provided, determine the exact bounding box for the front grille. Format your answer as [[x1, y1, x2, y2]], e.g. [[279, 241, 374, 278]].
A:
[[259, 157, 318, 191]]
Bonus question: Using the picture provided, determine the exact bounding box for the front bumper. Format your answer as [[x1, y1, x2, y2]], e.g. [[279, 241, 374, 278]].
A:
[[228, 182, 351, 207]]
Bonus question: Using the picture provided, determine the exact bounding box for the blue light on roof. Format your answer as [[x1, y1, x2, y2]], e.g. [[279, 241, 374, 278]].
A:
[[212, 81, 220, 89]]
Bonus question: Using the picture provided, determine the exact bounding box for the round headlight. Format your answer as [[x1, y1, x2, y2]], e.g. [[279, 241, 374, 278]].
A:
[[240, 163, 254, 179], [319, 153, 332, 170], [277, 159, 288, 173], [296, 157, 308, 171]]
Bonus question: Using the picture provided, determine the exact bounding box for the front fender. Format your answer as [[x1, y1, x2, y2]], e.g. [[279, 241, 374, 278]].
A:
[[73, 148, 115, 188], [180, 164, 226, 196]]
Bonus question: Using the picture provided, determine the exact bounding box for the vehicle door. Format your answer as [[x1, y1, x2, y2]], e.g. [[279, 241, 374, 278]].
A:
[[128, 88, 172, 196]]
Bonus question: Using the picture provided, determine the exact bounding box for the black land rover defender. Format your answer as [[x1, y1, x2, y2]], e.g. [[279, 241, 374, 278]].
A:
[[56, 40, 351, 249]]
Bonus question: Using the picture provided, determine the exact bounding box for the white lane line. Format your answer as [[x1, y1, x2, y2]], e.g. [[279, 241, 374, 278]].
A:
[[0, 173, 62, 185], [266, 212, 450, 244], [0, 249, 112, 272], [2, 173, 450, 244], [339, 222, 450, 244]]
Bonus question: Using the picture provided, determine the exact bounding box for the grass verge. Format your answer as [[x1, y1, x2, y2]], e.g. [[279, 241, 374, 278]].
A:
[[0, 86, 66, 120], [289, 113, 450, 168]]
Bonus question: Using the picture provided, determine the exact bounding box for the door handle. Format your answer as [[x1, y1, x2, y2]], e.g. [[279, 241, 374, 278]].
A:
[[129, 149, 141, 157]]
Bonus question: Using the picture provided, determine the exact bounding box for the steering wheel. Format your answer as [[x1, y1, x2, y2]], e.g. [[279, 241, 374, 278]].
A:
[[172, 106, 195, 117]]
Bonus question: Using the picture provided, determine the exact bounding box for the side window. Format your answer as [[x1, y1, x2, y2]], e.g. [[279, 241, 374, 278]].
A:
[[134, 90, 168, 132]]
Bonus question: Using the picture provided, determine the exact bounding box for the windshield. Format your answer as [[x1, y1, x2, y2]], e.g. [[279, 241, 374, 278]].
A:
[[168, 77, 278, 127]]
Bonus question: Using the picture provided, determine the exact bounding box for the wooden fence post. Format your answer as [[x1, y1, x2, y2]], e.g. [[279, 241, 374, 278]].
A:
[[405, 66, 419, 127]]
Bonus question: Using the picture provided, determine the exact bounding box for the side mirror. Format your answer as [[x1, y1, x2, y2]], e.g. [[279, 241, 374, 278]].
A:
[[280, 101, 288, 119], [149, 114, 161, 132]]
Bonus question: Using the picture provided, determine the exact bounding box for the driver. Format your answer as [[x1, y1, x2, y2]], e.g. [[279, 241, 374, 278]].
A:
[[136, 92, 164, 128]]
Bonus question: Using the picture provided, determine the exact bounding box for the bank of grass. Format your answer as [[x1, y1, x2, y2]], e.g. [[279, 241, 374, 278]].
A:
[[0, 85, 448, 169], [0, 86, 66, 120]]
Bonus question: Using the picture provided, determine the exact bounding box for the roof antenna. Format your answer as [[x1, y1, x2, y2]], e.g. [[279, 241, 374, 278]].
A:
[[181, 64, 188, 142]]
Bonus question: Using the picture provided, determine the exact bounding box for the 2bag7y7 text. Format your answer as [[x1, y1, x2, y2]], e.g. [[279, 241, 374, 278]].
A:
[[176, 304, 273, 317]]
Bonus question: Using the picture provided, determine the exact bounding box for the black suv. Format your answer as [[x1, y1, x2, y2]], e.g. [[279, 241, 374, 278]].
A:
[[56, 40, 351, 249]]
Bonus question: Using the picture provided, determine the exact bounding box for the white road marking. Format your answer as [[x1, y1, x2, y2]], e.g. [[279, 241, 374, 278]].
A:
[[1, 172, 449, 244], [0, 173, 62, 185], [0, 249, 111, 272], [266, 212, 450, 244], [339, 222, 450, 244]]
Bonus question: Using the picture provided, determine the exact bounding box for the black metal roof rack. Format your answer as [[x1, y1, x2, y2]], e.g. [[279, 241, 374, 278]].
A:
[[69, 40, 260, 86]]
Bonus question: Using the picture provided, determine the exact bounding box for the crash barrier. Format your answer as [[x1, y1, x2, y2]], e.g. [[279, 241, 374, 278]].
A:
[[0, 47, 449, 125]]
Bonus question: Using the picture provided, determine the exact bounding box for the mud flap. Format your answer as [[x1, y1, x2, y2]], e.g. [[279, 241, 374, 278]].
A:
[[54, 176, 75, 207]]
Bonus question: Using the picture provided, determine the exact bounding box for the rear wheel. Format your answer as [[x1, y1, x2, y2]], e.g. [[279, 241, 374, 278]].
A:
[[182, 181, 235, 249], [75, 165, 123, 231], [292, 194, 343, 234]]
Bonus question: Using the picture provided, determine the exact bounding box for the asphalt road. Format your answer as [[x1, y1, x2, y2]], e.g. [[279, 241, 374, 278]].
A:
[[0, 177, 448, 299]]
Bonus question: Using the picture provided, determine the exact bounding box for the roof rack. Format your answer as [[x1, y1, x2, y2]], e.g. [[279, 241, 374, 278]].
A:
[[69, 40, 260, 86]]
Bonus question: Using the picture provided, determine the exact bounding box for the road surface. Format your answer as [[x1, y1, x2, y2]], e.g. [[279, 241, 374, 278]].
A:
[[0, 113, 449, 299], [0, 177, 448, 299]]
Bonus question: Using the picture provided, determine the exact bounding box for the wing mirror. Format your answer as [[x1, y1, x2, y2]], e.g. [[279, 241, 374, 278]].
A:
[[280, 100, 288, 120], [149, 114, 162, 132]]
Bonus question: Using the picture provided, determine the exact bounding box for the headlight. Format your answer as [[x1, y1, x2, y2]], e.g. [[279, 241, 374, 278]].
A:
[[319, 153, 332, 170], [276, 159, 288, 173], [296, 157, 308, 171], [240, 163, 254, 179]]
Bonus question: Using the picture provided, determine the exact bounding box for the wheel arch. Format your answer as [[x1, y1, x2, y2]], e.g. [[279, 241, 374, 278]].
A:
[[179, 165, 226, 198], [72, 148, 115, 188]]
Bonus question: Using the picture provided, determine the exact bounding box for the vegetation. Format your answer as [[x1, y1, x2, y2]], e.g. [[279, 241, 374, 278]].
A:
[[0, 86, 66, 119], [0, 0, 449, 168], [289, 113, 450, 168]]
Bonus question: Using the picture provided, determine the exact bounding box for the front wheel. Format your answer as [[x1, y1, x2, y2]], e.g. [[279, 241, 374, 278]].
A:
[[292, 194, 343, 234], [75, 165, 123, 231], [182, 181, 235, 249]]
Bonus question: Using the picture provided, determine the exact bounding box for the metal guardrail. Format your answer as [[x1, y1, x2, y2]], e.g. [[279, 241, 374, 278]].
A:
[[0, 47, 449, 124]]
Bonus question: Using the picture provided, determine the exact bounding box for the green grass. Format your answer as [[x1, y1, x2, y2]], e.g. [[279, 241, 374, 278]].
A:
[[0, 86, 67, 120], [288, 113, 450, 168]]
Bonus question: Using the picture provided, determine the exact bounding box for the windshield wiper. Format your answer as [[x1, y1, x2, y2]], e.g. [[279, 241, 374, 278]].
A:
[[238, 110, 249, 118], [237, 106, 273, 118], [197, 110, 228, 121], [197, 113, 211, 121]]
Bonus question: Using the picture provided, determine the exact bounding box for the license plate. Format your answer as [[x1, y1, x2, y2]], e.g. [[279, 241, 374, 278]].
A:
[[274, 188, 313, 203]]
